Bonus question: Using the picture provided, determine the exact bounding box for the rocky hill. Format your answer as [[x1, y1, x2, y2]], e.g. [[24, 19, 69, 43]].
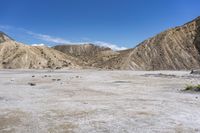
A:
[[0, 32, 83, 69], [97, 16, 200, 70], [53, 44, 119, 67]]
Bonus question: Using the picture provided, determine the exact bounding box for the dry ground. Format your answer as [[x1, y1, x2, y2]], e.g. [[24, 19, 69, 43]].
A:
[[0, 70, 200, 133]]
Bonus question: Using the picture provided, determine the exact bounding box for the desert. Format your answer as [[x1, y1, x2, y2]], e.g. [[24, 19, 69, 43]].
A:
[[0, 69, 200, 132], [1, 1, 200, 132]]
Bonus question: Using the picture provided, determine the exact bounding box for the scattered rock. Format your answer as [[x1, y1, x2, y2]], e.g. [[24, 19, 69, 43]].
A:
[[190, 69, 200, 75], [52, 79, 61, 81], [114, 81, 131, 83], [144, 73, 176, 78], [32, 75, 35, 77], [55, 67, 62, 69], [0, 97, 4, 100], [28, 82, 36, 86]]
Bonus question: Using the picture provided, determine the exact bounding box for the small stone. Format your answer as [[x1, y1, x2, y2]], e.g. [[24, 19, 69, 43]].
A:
[[28, 82, 36, 86]]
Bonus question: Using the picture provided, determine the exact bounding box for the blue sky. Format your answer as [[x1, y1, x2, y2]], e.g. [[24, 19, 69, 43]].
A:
[[0, 0, 200, 50]]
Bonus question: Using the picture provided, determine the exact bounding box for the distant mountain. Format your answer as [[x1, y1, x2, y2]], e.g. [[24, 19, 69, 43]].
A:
[[0, 32, 83, 69], [53, 44, 119, 67], [95, 16, 200, 70]]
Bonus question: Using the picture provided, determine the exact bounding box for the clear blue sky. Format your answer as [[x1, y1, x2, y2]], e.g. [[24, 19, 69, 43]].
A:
[[0, 0, 200, 49]]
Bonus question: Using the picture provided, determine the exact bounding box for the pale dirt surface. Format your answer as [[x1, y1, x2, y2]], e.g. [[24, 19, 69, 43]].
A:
[[0, 70, 200, 133]]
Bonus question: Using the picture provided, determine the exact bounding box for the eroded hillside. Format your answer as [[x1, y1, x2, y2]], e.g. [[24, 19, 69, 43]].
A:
[[0, 33, 83, 69]]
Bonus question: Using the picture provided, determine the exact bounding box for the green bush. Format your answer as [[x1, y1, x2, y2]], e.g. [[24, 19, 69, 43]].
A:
[[184, 84, 200, 91]]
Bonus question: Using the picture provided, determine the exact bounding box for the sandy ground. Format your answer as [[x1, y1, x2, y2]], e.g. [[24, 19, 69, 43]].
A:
[[0, 70, 200, 133]]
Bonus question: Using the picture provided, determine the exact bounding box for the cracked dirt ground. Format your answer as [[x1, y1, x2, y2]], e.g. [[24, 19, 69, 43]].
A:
[[0, 70, 200, 133]]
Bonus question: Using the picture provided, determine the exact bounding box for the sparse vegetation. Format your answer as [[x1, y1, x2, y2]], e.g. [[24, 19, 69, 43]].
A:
[[184, 84, 200, 92]]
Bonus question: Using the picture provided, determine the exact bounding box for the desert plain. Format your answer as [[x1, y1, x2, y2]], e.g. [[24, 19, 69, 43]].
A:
[[0, 69, 200, 133]]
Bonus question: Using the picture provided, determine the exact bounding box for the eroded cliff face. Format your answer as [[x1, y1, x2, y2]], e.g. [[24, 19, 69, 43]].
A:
[[194, 17, 200, 54], [100, 16, 200, 70]]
